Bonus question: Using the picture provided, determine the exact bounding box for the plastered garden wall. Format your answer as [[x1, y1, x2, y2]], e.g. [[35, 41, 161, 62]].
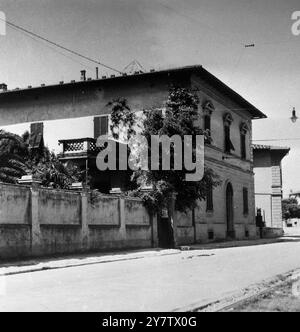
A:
[[0, 182, 157, 260]]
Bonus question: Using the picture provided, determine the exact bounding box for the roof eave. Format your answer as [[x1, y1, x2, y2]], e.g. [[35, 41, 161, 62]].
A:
[[195, 67, 267, 120]]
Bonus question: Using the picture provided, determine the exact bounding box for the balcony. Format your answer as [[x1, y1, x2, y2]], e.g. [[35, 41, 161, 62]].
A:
[[58, 138, 101, 160]]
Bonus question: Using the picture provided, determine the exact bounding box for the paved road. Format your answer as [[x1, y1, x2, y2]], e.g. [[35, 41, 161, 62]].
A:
[[1, 238, 300, 311]]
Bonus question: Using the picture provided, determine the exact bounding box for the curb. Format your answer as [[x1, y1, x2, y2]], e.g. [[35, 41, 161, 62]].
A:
[[173, 269, 300, 312], [0, 249, 181, 277]]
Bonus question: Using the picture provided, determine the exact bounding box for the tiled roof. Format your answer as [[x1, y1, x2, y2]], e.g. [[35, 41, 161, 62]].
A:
[[252, 144, 290, 151], [0, 65, 267, 119]]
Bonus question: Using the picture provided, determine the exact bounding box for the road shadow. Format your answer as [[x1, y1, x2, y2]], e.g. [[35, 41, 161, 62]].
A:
[[0, 247, 177, 269]]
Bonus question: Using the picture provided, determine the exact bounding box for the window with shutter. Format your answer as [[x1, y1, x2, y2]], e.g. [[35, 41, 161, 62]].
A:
[[29, 122, 44, 149], [94, 116, 109, 138]]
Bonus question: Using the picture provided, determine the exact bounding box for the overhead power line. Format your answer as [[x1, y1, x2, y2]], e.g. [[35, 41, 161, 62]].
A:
[[6, 22, 95, 71], [0, 17, 122, 74]]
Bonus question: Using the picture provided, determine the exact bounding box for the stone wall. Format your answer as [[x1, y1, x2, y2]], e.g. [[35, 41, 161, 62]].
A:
[[0, 182, 157, 260]]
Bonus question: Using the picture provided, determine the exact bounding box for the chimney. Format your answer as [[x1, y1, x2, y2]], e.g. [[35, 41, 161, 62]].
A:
[[0, 83, 7, 92], [80, 70, 86, 81], [96, 67, 99, 79]]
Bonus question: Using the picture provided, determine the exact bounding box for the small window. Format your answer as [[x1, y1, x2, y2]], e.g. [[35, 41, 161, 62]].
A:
[[94, 115, 109, 138], [243, 187, 249, 215], [206, 183, 214, 212], [204, 115, 211, 144]]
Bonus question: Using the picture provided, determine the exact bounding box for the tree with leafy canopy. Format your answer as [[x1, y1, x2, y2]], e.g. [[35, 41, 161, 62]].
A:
[[282, 197, 300, 220], [0, 130, 27, 183], [0, 129, 83, 189], [109, 87, 220, 214]]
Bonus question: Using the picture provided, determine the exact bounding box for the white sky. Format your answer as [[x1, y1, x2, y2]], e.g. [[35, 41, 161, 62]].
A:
[[0, 0, 300, 196]]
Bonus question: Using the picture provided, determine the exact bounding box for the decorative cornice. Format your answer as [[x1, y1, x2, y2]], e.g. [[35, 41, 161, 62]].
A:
[[240, 122, 249, 134], [205, 156, 253, 175], [223, 112, 233, 125]]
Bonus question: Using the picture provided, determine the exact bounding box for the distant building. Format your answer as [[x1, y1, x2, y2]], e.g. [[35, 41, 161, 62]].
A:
[[253, 145, 290, 228]]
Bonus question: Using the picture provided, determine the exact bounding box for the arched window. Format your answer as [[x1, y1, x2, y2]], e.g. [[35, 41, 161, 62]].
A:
[[240, 123, 249, 160], [223, 113, 234, 153], [202, 100, 215, 144]]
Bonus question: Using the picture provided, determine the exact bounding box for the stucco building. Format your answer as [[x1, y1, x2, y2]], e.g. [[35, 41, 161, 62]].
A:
[[253, 144, 290, 229], [0, 65, 266, 244]]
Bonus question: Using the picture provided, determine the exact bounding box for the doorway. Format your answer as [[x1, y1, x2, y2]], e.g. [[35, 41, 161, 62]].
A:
[[157, 216, 174, 248]]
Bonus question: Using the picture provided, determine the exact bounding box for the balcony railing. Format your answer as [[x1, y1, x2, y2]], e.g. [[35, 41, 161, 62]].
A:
[[58, 138, 101, 157]]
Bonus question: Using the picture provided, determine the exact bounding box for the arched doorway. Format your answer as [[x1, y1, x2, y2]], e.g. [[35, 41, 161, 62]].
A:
[[226, 182, 235, 238]]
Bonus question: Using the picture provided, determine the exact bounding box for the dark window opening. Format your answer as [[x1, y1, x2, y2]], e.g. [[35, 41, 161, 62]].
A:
[[204, 115, 211, 144], [224, 125, 235, 153], [208, 230, 214, 240], [241, 133, 246, 159], [243, 187, 249, 215], [206, 184, 214, 212]]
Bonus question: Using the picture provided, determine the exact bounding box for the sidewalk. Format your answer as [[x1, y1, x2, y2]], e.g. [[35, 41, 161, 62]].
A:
[[0, 248, 180, 276], [0, 235, 294, 277]]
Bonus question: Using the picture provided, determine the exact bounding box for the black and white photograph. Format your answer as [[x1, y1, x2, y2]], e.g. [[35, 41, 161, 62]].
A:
[[0, 0, 300, 315]]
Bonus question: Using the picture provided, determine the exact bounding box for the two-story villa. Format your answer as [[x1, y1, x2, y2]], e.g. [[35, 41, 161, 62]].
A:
[[0, 65, 266, 243]]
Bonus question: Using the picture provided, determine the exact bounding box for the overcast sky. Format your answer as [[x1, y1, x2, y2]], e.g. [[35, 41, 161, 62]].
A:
[[0, 0, 300, 196]]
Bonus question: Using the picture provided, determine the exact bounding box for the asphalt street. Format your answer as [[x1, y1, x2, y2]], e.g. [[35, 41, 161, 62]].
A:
[[1, 235, 300, 311]]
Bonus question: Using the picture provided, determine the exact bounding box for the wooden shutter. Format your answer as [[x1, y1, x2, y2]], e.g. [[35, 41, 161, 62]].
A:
[[94, 116, 109, 138], [29, 122, 44, 149], [31, 123, 44, 135]]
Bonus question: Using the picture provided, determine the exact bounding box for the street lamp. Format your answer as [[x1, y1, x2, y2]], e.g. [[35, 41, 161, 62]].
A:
[[291, 107, 298, 123]]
